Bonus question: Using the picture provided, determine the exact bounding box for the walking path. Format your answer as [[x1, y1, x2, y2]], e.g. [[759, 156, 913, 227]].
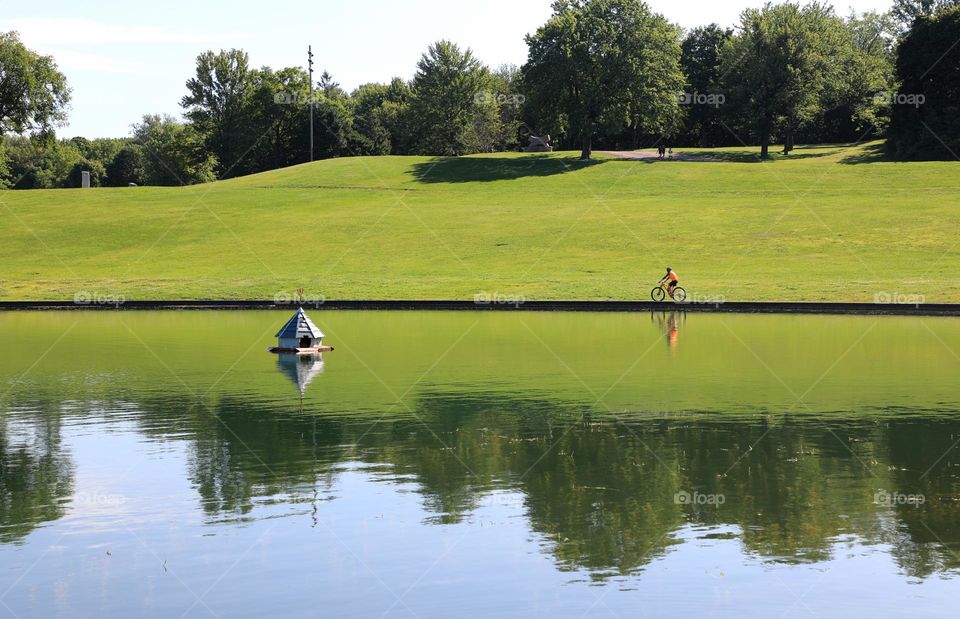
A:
[[598, 149, 719, 162]]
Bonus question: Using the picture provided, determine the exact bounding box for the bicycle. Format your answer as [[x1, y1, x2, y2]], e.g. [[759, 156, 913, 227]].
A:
[[651, 281, 687, 303]]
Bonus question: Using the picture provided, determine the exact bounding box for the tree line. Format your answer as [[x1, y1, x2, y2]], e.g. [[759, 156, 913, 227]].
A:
[[1, 0, 958, 189]]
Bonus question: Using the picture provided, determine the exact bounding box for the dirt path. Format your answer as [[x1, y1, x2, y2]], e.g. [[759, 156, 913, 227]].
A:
[[598, 149, 719, 162]]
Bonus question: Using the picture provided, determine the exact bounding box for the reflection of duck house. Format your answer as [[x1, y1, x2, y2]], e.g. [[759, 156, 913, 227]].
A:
[[276, 353, 324, 395], [269, 308, 334, 354]]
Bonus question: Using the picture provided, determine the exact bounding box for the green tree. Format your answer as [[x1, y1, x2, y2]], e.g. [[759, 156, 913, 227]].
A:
[[679, 24, 733, 147], [0, 140, 11, 188], [181, 49, 255, 177], [522, 0, 685, 159], [892, 0, 960, 29], [106, 143, 148, 186], [488, 64, 525, 151], [407, 40, 498, 156], [721, 2, 848, 158], [133, 114, 217, 186], [66, 158, 106, 187], [351, 83, 395, 155], [821, 11, 895, 140], [887, 7, 960, 159], [0, 31, 71, 136], [246, 66, 311, 169]]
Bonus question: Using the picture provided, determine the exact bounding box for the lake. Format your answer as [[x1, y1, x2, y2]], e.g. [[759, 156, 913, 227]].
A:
[[1, 310, 959, 617]]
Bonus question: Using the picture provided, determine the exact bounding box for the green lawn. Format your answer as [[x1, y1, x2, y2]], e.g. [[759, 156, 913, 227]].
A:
[[1, 141, 958, 302]]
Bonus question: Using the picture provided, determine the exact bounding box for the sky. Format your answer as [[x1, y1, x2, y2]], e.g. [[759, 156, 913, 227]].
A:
[[2, 0, 895, 138]]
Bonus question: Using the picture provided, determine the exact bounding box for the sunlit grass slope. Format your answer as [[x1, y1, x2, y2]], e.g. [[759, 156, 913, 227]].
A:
[[1, 141, 958, 302]]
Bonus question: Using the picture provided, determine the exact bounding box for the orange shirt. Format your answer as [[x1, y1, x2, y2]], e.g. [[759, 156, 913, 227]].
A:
[[668, 272, 678, 282]]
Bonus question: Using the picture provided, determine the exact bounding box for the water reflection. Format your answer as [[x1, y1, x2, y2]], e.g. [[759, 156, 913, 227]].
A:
[[653, 311, 683, 351], [0, 402, 73, 544], [4, 388, 958, 581], [2, 311, 960, 615], [276, 353, 325, 395]]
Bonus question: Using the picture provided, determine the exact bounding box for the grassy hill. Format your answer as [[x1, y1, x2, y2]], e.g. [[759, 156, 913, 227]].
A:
[[1, 141, 958, 302]]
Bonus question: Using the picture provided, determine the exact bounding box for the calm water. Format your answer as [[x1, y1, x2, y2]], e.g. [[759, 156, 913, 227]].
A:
[[1, 310, 959, 618]]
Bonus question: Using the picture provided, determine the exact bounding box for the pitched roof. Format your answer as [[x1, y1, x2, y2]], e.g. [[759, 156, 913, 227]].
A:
[[275, 308, 324, 339], [276, 353, 325, 394]]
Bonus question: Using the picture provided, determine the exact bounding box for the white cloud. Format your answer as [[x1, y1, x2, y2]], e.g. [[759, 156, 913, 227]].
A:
[[38, 48, 139, 73], [0, 17, 240, 46]]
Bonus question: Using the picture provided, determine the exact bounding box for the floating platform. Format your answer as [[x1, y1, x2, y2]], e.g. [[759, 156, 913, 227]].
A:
[[269, 346, 334, 354]]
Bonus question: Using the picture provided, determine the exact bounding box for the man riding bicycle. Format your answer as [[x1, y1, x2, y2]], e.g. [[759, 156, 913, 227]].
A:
[[659, 268, 679, 298]]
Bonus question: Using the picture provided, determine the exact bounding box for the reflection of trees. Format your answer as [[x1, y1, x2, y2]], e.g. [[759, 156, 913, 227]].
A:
[[883, 419, 960, 577], [675, 419, 886, 563], [128, 388, 960, 580], [185, 395, 347, 516], [0, 401, 74, 544], [514, 420, 684, 576], [5, 383, 960, 583]]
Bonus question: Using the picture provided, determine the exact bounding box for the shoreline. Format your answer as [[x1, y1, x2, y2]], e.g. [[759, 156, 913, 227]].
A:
[[0, 300, 956, 316]]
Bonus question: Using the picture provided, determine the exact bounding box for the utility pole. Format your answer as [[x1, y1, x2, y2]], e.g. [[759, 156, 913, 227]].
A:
[[308, 45, 314, 162]]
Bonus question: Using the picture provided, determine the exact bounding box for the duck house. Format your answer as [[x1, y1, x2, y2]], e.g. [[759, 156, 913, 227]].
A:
[[269, 308, 334, 354]]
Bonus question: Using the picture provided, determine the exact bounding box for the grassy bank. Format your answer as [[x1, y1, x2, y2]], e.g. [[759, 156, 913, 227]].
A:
[[0, 142, 957, 302]]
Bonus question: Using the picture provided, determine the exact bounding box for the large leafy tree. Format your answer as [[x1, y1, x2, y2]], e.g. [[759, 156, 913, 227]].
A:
[[246, 66, 311, 169], [679, 24, 733, 147], [0, 32, 70, 137], [407, 40, 499, 156], [181, 49, 255, 177], [819, 11, 896, 140], [887, 7, 960, 159], [351, 78, 413, 155], [892, 0, 960, 29], [722, 2, 850, 158], [106, 144, 148, 186], [133, 114, 216, 186], [351, 83, 396, 155], [522, 0, 685, 159]]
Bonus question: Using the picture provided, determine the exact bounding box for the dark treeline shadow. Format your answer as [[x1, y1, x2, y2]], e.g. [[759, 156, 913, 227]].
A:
[[681, 147, 842, 163], [839, 142, 890, 164], [409, 155, 604, 184]]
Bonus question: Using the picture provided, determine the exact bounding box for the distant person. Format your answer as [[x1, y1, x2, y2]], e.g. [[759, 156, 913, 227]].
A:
[[659, 267, 680, 299], [668, 147, 674, 160], [657, 145, 665, 160]]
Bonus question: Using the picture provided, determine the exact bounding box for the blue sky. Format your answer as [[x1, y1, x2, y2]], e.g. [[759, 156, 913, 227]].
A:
[[3, 0, 894, 138]]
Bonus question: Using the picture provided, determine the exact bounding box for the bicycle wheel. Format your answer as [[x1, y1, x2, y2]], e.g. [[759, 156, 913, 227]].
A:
[[651, 287, 666, 302], [673, 287, 687, 303]]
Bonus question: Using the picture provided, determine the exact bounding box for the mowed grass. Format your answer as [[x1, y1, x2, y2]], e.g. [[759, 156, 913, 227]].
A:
[[1, 141, 958, 302]]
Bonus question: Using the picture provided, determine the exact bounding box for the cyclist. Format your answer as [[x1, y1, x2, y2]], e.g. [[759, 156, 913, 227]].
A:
[[659, 267, 680, 299]]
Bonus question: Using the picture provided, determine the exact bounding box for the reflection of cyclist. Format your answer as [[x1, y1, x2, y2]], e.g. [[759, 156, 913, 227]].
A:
[[659, 268, 679, 298], [667, 313, 679, 349]]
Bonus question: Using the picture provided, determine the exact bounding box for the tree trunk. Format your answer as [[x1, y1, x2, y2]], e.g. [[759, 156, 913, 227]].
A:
[[580, 131, 592, 160], [759, 116, 771, 160], [783, 127, 794, 155]]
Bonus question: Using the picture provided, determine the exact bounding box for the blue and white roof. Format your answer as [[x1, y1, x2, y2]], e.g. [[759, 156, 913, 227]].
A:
[[276, 353, 325, 394], [275, 308, 324, 339]]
